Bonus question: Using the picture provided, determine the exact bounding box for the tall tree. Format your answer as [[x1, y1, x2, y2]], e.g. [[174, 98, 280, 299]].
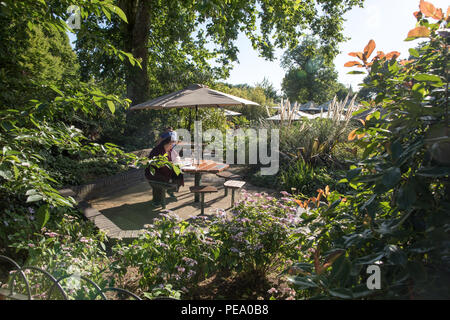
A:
[[281, 37, 345, 104], [0, 17, 79, 107], [75, 0, 365, 105]]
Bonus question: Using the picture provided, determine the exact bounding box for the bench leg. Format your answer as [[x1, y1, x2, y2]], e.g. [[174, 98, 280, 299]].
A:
[[161, 189, 166, 209], [200, 193, 205, 215], [231, 189, 235, 207], [224, 185, 228, 197]]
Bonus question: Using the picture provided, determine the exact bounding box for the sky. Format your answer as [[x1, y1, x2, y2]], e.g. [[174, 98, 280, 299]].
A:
[[224, 0, 449, 93]]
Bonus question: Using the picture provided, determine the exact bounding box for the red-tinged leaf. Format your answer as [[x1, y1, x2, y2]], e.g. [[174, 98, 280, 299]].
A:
[[407, 26, 431, 38], [446, 6, 450, 20], [420, 0, 437, 18], [348, 129, 358, 141], [373, 51, 385, 61], [400, 60, 414, 66], [433, 8, 443, 20], [344, 61, 363, 67], [413, 11, 422, 19], [363, 40, 376, 60], [386, 51, 401, 60], [349, 52, 364, 60], [294, 199, 304, 208]]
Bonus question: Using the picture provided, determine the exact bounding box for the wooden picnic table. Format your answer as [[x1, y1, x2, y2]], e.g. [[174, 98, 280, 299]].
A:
[[181, 160, 229, 202]]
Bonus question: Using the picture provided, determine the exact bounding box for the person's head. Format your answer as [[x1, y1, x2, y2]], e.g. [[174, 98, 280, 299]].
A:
[[166, 126, 173, 132], [159, 136, 173, 153]]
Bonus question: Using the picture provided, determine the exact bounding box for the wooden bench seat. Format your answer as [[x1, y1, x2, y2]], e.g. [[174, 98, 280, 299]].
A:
[[224, 180, 246, 207], [189, 186, 218, 215], [148, 180, 178, 209], [216, 171, 242, 196], [216, 171, 242, 180]]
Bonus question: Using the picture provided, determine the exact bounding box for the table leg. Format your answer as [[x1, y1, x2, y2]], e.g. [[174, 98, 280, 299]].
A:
[[194, 173, 201, 202]]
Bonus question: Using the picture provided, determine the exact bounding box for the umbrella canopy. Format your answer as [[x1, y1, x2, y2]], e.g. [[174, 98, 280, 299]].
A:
[[313, 111, 347, 121], [224, 109, 242, 116], [317, 100, 332, 111], [130, 84, 259, 110], [267, 110, 316, 121], [299, 101, 319, 112]]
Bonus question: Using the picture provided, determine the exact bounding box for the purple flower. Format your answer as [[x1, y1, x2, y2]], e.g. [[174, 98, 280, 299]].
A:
[[280, 191, 291, 196], [28, 243, 35, 248], [267, 288, 278, 294], [79, 237, 89, 243], [230, 247, 240, 253], [182, 257, 198, 266], [176, 266, 185, 273], [187, 270, 196, 278], [45, 232, 59, 238]]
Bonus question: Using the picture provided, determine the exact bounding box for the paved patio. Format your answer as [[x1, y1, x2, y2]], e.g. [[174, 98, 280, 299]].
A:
[[87, 167, 274, 238]]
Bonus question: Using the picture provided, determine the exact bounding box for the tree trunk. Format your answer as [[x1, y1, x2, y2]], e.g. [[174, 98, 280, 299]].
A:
[[119, 0, 150, 106]]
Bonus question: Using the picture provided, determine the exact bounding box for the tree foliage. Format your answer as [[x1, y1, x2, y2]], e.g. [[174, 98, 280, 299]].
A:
[[0, 0, 144, 255], [74, 0, 365, 105], [281, 37, 348, 104]]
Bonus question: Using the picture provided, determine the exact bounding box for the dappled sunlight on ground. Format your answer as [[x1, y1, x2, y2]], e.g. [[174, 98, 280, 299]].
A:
[[88, 168, 274, 234]]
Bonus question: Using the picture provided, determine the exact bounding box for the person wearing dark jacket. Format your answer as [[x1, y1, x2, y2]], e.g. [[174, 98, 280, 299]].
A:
[[145, 137, 184, 200]]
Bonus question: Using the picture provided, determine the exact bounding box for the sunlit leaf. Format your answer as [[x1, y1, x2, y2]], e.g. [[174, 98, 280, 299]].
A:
[[413, 73, 442, 83], [407, 26, 430, 39], [348, 52, 364, 60], [344, 61, 363, 67], [347, 70, 366, 74], [419, 0, 442, 19], [363, 40, 376, 60], [36, 204, 50, 228], [348, 129, 358, 141], [385, 51, 401, 60], [106, 100, 115, 114]]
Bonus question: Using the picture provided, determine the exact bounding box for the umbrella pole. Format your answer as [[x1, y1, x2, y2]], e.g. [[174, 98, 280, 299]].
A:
[[194, 105, 199, 165], [194, 105, 201, 203]]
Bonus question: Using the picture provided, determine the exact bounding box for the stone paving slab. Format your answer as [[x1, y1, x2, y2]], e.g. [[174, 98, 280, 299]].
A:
[[85, 167, 275, 239]]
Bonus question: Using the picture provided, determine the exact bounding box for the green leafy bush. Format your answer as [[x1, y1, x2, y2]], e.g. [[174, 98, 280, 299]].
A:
[[2, 206, 110, 299], [278, 160, 348, 196], [112, 192, 305, 299], [286, 1, 450, 299], [112, 212, 220, 296]]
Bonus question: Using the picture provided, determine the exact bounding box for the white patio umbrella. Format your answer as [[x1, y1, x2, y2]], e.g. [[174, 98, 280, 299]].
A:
[[223, 109, 242, 116], [130, 84, 259, 119], [266, 110, 316, 121], [130, 84, 259, 166]]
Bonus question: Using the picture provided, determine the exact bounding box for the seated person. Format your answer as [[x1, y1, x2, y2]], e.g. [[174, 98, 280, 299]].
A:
[[145, 136, 184, 199]]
